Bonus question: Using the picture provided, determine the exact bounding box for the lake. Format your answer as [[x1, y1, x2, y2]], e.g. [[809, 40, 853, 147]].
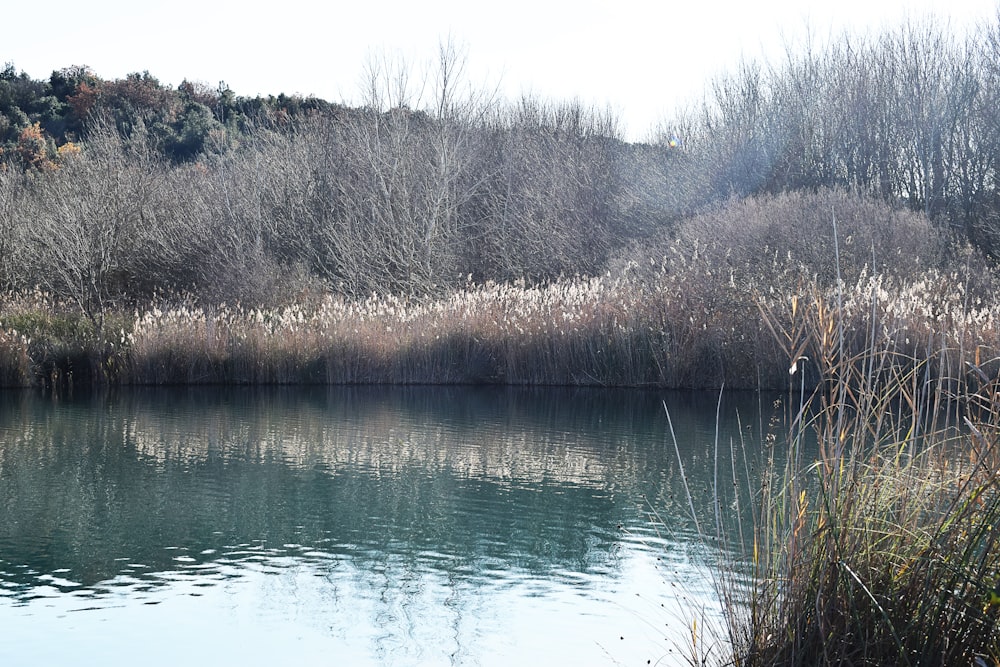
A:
[[0, 385, 767, 666]]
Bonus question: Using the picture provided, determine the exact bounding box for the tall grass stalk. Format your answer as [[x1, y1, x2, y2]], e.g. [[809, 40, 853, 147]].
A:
[[708, 283, 1000, 666]]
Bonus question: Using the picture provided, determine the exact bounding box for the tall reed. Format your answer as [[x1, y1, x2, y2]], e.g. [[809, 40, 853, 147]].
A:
[[2, 259, 999, 390], [711, 282, 1000, 666]]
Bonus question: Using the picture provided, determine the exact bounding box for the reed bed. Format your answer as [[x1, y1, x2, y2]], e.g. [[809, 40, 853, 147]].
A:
[[121, 276, 663, 386], [117, 264, 1000, 389], [0, 327, 31, 386], [0, 260, 998, 390]]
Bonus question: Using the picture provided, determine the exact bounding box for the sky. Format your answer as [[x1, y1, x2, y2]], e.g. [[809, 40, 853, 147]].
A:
[[5, 0, 998, 140]]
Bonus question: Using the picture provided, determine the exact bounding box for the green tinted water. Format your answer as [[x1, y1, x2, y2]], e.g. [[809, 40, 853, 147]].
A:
[[0, 386, 766, 666]]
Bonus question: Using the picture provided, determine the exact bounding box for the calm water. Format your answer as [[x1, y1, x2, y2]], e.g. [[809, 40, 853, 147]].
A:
[[0, 386, 767, 666]]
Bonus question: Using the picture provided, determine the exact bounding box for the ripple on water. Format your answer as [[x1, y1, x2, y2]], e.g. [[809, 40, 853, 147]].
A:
[[0, 386, 753, 666]]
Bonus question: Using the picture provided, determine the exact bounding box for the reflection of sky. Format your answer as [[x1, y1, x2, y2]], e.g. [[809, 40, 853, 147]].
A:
[[0, 538, 721, 666], [0, 387, 757, 665]]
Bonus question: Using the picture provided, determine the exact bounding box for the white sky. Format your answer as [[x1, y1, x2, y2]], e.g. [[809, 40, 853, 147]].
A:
[[6, 0, 997, 140]]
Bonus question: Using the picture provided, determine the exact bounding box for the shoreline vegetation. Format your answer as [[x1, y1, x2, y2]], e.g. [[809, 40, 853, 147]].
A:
[[689, 279, 1000, 666], [0, 241, 997, 390], [2, 183, 998, 390]]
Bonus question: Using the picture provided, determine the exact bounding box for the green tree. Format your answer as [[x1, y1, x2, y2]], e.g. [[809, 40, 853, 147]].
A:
[[169, 101, 223, 161]]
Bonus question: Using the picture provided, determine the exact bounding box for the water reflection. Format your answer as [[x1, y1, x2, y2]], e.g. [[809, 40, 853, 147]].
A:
[[0, 386, 769, 666]]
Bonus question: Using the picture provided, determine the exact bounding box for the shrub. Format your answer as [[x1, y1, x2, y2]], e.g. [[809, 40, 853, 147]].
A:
[[617, 188, 947, 289]]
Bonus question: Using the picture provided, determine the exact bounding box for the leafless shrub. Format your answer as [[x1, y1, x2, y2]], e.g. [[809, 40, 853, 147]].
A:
[[678, 188, 944, 285]]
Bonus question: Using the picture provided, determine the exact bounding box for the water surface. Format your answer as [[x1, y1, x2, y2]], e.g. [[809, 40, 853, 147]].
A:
[[0, 386, 765, 666]]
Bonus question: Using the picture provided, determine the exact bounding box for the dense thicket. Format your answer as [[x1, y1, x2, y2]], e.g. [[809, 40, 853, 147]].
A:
[[0, 52, 682, 323], [2, 14, 1000, 329], [657, 16, 1000, 257]]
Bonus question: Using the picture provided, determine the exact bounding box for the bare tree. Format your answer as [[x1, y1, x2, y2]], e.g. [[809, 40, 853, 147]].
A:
[[19, 120, 163, 331], [0, 169, 27, 292]]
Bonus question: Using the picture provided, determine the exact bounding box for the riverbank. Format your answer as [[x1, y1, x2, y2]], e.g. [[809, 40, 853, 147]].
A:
[[1, 265, 997, 390]]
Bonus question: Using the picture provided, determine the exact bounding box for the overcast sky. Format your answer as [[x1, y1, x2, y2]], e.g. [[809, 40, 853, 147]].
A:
[[5, 0, 997, 140]]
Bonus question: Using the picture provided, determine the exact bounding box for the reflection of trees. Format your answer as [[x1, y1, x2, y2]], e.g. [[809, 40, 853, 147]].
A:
[[0, 386, 767, 597]]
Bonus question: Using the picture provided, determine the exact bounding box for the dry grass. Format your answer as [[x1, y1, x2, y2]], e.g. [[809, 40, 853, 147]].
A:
[[121, 277, 660, 386], [0, 258, 998, 390], [693, 285, 1000, 667], [115, 252, 1000, 389]]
